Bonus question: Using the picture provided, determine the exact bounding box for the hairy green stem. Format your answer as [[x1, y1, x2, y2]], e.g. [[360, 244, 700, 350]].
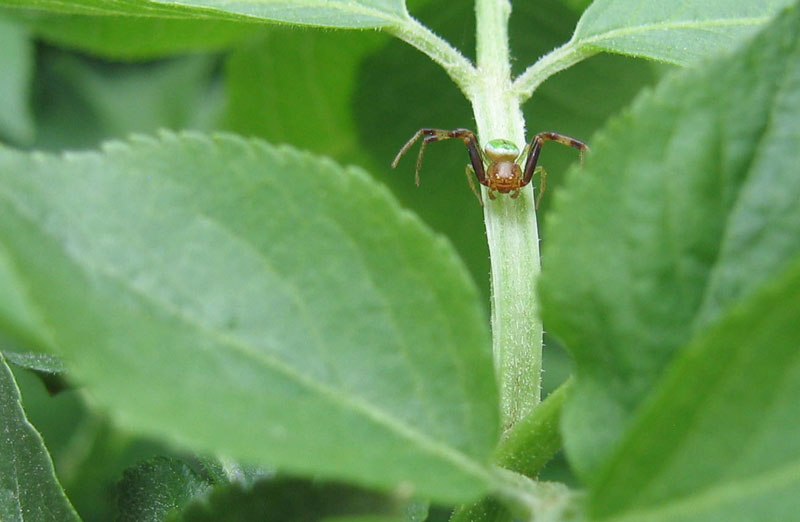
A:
[[471, 0, 542, 430]]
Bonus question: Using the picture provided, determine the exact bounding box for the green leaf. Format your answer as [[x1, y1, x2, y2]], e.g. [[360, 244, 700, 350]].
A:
[[0, 132, 498, 504], [34, 52, 222, 150], [0, 16, 34, 144], [3, 351, 65, 373], [0, 241, 52, 353], [558, 0, 592, 15], [1, 10, 263, 60], [4, 351, 69, 395], [571, 0, 794, 65], [194, 456, 271, 487], [10, 366, 175, 521], [451, 382, 576, 522], [117, 457, 212, 522], [589, 256, 800, 521], [540, 2, 800, 479], [0, 355, 80, 521], [175, 477, 416, 522], [0, 0, 409, 28], [493, 379, 573, 478]]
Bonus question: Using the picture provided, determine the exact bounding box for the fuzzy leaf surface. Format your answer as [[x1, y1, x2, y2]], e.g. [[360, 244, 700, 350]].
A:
[[0, 356, 79, 521], [117, 457, 211, 522], [0, 133, 498, 503], [0, 0, 409, 28], [541, 3, 800, 479], [572, 0, 794, 64], [590, 258, 800, 521]]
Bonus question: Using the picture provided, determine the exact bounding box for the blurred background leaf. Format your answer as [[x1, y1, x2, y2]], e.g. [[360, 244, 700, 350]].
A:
[[12, 367, 175, 522], [175, 477, 425, 522], [33, 50, 224, 150], [0, 16, 34, 145], [0, 10, 263, 60]]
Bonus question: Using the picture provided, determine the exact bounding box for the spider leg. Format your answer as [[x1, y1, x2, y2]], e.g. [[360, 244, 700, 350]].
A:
[[522, 131, 588, 186], [392, 128, 486, 187], [532, 166, 547, 210], [465, 165, 484, 206]]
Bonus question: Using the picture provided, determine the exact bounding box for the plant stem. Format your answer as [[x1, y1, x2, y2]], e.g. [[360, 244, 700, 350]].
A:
[[471, 0, 542, 431]]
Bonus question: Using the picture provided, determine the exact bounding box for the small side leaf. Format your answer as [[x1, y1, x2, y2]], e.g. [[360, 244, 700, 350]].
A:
[[590, 257, 800, 521], [117, 457, 212, 522], [0, 355, 80, 521]]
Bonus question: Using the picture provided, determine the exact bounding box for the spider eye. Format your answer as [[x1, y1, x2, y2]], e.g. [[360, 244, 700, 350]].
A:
[[485, 139, 520, 160]]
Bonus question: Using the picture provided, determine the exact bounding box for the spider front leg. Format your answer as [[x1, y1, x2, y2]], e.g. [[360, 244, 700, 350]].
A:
[[465, 164, 484, 206], [522, 131, 588, 188], [532, 166, 547, 209], [391, 128, 487, 188]]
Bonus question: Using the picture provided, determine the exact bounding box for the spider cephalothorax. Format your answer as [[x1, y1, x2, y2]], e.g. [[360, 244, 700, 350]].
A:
[[391, 128, 588, 206]]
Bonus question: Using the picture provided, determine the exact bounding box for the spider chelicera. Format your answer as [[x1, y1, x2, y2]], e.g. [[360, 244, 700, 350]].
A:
[[391, 128, 588, 206]]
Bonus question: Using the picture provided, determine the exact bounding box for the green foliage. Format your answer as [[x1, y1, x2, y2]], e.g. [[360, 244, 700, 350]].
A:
[[117, 457, 212, 522], [0, 132, 498, 504], [1, 11, 263, 60], [0, 16, 34, 144], [0, 0, 798, 521], [571, 0, 796, 65], [0, 356, 79, 521], [0, 0, 409, 27], [541, 0, 800, 481], [32, 52, 222, 150], [224, 28, 385, 165], [2, 350, 64, 373], [591, 257, 800, 520], [493, 379, 572, 478]]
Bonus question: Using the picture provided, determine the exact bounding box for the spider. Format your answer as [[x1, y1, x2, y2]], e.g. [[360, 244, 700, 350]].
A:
[[391, 128, 588, 206]]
